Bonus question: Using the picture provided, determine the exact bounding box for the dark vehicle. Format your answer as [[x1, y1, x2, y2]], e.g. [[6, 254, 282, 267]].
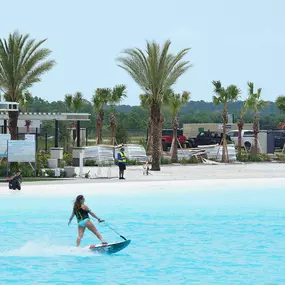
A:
[[162, 129, 187, 151], [187, 131, 231, 148], [268, 129, 285, 149], [8, 173, 22, 190]]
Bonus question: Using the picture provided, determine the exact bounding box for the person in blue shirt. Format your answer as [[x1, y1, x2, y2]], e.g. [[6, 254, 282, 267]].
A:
[[117, 147, 127, 179]]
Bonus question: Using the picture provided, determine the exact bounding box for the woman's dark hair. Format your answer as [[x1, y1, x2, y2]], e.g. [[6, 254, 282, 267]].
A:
[[73, 195, 84, 212]]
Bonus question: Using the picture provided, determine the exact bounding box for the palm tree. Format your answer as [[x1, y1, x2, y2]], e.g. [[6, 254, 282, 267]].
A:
[[276, 95, 285, 112], [237, 101, 247, 157], [64, 94, 73, 112], [139, 94, 152, 152], [19, 91, 33, 134], [64, 92, 83, 112], [117, 40, 191, 170], [276, 96, 285, 130], [92, 88, 110, 145], [0, 30, 55, 139], [108, 85, 127, 145], [212, 81, 241, 163], [64, 92, 83, 146], [246, 82, 268, 155], [168, 91, 190, 162]]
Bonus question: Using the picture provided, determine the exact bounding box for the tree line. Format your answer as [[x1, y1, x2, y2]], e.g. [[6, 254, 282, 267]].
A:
[[26, 95, 284, 131], [1, 31, 285, 170]]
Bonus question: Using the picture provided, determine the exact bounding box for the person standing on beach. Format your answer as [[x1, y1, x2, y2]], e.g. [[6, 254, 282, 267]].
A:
[[117, 147, 127, 179]]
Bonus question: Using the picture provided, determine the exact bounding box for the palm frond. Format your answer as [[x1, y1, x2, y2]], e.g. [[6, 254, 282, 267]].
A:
[[110, 84, 127, 105], [240, 101, 248, 119], [0, 30, 55, 102], [92, 88, 111, 112], [168, 91, 191, 117], [276, 95, 285, 112], [139, 93, 151, 110], [247, 82, 254, 96], [19, 90, 32, 112], [64, 94, 73, 109], [246, 82, 267, 113], [73, 91, 83, 112], [117, 40, 191, 107]]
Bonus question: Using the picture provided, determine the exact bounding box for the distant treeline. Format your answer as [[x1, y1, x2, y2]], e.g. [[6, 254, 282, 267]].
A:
[[27, 97, 284, 136]]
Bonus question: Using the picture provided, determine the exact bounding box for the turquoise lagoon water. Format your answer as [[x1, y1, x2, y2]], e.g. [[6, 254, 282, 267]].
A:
[[0, 184, 284, 285]]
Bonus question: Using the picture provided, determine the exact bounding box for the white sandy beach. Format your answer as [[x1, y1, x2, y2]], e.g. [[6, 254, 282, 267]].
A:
[[0, 163, 284, 196]]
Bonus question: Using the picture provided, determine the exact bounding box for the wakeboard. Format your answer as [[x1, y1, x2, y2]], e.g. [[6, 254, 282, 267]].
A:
[[89, 239, 131, 254]]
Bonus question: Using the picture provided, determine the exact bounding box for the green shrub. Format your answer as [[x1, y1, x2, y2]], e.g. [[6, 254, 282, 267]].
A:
[[0, 162, 7, 177], [179, 158, 188, 165], [276, 153, 285, 162], [37, 152, 50, 169], [63, 153, 73, 166], [161, 157, 171, 164], [20, 165, 35, 177], [237, 153, 271, 162], [8, 162, 35, 177], [126, 160, 137, 166], [45, 169, 55, 177], [116, 124, 128, 144], [237, 153, 248, 162], [37, 168, 45, 177], [248, 155, 263, 162], [85, 159, 97, 166], [188, 156, 199, 164]]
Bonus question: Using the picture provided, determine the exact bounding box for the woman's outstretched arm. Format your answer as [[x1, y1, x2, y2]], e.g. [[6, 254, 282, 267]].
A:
[[68, 210, 75, 225], [82, 205, 105, 222]]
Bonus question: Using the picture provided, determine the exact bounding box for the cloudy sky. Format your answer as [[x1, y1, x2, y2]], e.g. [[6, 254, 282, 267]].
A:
[[1, 0, 284, 105]]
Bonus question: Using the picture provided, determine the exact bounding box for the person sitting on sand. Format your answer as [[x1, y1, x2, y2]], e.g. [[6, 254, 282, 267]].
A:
[[68, 195, 107, 247]]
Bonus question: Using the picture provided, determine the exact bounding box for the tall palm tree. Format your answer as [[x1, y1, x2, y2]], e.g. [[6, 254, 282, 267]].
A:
[[276, 95, 285, 130], [64, 94, 73, 112], [140, 94, 153, 153], [168, 91, 190, 162], [0, 30, 55, 139], [64, 92, 83, 146], [108, 85, 127, 145], [92, 88, 110, 145], [237, 101, 248, 157], [212, 81, 241, 163], [64, 92, 83, 112], [19, 91, 33, 134], [276, 95, 285, 112], [73, 92, 83, 112], [246, 82, 268, 155], [117, 40, 191, 170]]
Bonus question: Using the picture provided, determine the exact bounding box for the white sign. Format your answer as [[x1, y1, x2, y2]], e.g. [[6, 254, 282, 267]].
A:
[[8, 140, 36, 162], [0, 134, 10, 157], [218, 124, 232, 130], [25, 134, 35, 141]]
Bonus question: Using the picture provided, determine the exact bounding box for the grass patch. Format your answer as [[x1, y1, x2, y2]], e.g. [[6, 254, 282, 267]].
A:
[[0, 177, 70, 183]]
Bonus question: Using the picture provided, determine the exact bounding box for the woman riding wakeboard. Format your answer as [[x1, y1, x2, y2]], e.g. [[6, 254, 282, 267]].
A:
[[68, 195, 107, 247]]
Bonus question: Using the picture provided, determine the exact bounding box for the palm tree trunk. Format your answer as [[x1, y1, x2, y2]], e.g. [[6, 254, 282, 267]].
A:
[[96, 110, 104, 145], [146, 117, 153, 154], [253, 113, 259, 155], [237, 119, 244, 157], [25, 120, 31, 134], [110, 112, 116, 145], [159, 113, 164, 154], [8, 111, 19, 140], [222, 104, 228, 163], [171, 116, 178, 162], [151, 104, 161, 171]]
